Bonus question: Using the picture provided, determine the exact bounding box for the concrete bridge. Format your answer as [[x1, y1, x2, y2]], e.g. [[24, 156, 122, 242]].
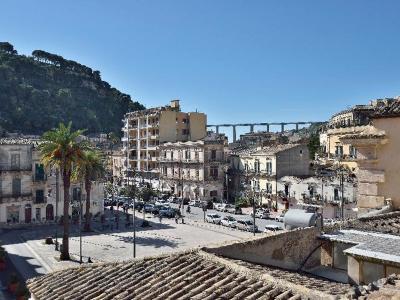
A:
[[207, 121, 320, 142]]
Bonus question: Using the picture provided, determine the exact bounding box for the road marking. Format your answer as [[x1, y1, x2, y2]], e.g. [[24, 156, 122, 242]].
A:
[[19, 236, 53, 273]]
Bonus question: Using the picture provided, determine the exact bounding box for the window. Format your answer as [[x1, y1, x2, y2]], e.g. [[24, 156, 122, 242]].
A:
[[254, 160, 260, 173], [210, 166, 218, 178], [185, 150, 191, 160], [12, 178, 21, 197], [35, 190, 45, 203], [182, 118, 187, 124], [72, 187, 81, 201], [266, 183, 273, 193], [335, 146, 343, 158], [162, 166, 167, 175], [244, 163, 249, 171], [266, 161, 272, 174], [171, 151, 174, 160], [10, 154, 20, 169], [210, 190, 218, 197], [211, 150, 217, 161], [334, 188, 339, 200], [35, 164, 45, 181], [349, 145, 357, 158]]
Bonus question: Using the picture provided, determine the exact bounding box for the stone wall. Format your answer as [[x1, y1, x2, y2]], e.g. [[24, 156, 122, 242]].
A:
[[204, 227, 321, 271]]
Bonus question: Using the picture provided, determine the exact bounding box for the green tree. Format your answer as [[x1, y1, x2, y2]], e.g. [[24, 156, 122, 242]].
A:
[[38, 122, 90, 260], [307, 133, 321, 159], [74, 149, 105, 232], [0, 42, 17, 54]]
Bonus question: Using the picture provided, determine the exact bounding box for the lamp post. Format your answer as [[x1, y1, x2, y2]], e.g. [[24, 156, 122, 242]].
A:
[[129, 169, 136, 258], [79, 182, 83, 264], [55, 168, 59, 251]]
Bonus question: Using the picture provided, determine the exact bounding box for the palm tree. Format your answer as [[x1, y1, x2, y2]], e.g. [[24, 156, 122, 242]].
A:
[[74, 149, 105, 232], [39, 122, 89, 260]]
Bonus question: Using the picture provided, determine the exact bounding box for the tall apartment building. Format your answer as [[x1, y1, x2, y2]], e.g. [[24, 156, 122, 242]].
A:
[[122, 100, 207, 179]]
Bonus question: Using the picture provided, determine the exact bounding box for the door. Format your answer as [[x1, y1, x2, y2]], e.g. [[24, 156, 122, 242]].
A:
[[25, 205, 32, 223], [46, 204, 54, 220]]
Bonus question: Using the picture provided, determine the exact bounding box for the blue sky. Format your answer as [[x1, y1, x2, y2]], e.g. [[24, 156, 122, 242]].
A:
[[3, 0, 400, 136]]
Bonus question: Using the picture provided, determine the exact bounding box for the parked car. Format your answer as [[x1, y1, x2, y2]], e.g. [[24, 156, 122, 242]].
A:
[[155, 200, 169, 206], [225, 205, 242, 215], [263, 224, 283, 233], [205, 214, 222, 224], [134, 201, 145, 211], [214, 203, 226, 212], [189, 200, 202, 207], [253, 209, 269, 219], [236, 220, 258, 232], [143, 204, 155, 213], [159, 207, 177, 218], [275, 213, 285, 222], [220, 216, 237, 228]]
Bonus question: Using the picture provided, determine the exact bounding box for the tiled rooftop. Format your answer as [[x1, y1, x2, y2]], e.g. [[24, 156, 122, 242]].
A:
[[343, 211, 400, 236], [232, 143, 300, 156], [373, 98, 400, 118], [321, 229, 400, 264], [223, 258, 353, 297], [27, 251, 306, 300], [0, 137, 39, 145]]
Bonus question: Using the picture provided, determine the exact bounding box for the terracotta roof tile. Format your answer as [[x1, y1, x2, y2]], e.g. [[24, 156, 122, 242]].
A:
[[27, 252, 304, 300]]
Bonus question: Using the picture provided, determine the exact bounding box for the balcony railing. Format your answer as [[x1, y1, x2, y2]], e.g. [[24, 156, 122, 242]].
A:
[[0, 165, 32, 172], [33, 196, 46, 204], [0, 192, 32, 200]]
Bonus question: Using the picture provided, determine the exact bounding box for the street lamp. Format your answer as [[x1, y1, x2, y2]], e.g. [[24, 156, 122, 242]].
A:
[[79, 182, 83, 264], [55, 168, 59, 251]]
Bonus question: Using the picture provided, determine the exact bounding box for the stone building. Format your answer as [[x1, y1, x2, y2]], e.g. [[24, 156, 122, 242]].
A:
[[278, 175, 357, 219], [122, 100, 206, 181], [0, 138, 104, 224], [158, 133, 227, 201], [318, 103, 376, 172], [339, 98, 400, 213], [230, 144, 311, 209]]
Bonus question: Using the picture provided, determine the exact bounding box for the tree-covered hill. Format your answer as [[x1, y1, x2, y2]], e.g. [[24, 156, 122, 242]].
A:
[[0, 42, 145, 135]]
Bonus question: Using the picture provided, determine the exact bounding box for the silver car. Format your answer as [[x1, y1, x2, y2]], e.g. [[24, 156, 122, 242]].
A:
[[236, 220, 258, 232]]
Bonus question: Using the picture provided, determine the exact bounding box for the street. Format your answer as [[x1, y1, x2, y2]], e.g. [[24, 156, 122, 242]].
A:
[[0, 203, 285, 287]]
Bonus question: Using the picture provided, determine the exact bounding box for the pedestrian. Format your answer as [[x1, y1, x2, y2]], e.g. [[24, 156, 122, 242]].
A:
[[175, 214, 179, 224]]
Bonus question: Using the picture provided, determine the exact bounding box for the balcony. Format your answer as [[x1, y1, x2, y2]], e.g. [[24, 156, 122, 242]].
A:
[[33, 174, 47, 182], [33, 196, 46, 204], [0, 192, 32, 203], [0, 165, 32, 172]]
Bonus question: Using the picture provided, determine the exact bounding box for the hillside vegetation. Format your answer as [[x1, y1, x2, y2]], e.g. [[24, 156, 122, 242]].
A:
[[0, 42, 144, 135]]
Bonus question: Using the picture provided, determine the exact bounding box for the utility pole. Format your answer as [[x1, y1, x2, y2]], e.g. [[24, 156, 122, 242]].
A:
[[225, 172, 229, 203], [340, 166, 344, 220], [126, 118, 136, 258]]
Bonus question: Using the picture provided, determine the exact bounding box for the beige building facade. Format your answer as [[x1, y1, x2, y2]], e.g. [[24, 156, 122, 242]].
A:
[[339, 98, 400, 213], [231, 144, 310, 209], [158, 133, 227, 201], [0, 138, 104, 224], [122, 100, 206, 180]]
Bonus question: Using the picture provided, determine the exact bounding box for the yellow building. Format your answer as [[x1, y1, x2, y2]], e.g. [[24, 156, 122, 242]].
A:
[[122, 100, 206, 179], [339, 98, 400, 213], [319, 104, 375, 172]]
